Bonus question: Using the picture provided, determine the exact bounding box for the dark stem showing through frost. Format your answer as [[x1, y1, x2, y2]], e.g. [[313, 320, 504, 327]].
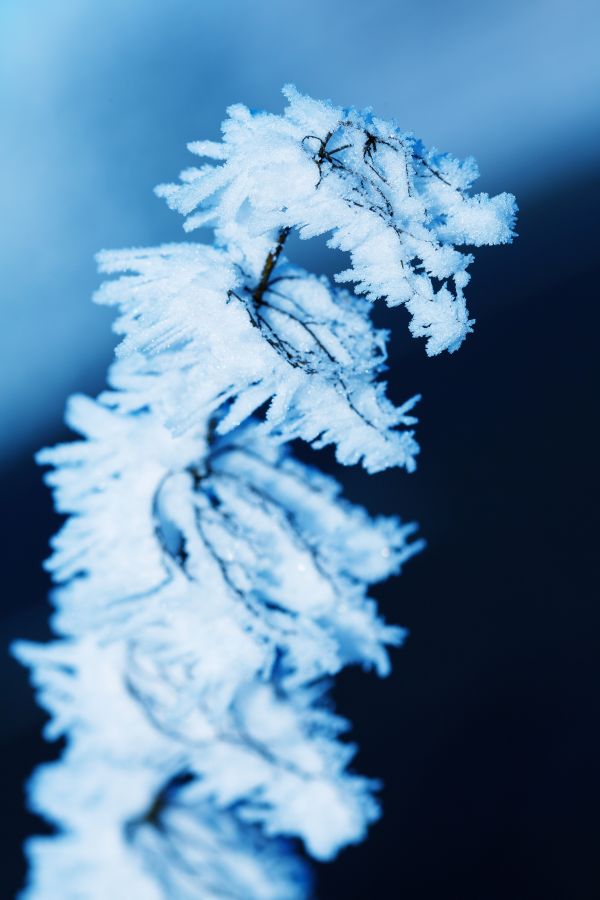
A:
[[14, 88, 516, 899], [252, 227, 291, 306]]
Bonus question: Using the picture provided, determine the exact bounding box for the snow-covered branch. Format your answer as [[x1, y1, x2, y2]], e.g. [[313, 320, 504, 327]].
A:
[[14, 87, 516, 899]]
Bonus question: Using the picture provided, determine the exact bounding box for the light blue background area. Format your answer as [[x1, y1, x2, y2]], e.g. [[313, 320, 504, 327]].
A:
[[1, 0, 599, 460]]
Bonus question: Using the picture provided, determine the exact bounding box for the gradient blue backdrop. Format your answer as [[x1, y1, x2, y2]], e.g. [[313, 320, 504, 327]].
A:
[[1, 2, 599, 898], [1, 0, 599, 459]]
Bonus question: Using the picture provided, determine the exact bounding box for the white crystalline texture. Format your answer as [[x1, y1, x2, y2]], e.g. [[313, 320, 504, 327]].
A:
[[15, 86, 514, 899], [158, 84, 516, 355], [94, 243, 419, 473]]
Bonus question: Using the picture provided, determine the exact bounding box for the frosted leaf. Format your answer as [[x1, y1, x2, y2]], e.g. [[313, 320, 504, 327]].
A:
[[95, 244, 420, 472]]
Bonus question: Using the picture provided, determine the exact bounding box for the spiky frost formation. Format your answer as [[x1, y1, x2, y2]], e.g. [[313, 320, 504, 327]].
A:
[[159, 85, 516, 355], [15, 87, 515, 899]]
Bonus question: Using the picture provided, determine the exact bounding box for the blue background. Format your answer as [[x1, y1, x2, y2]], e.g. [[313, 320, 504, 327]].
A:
[[1, 2, 599, 897]]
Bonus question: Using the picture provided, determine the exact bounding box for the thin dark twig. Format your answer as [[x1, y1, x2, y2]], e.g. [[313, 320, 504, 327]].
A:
[[252, 227, 291, 306], [247, 286, 394, 439], [414, 153, 452, 187]]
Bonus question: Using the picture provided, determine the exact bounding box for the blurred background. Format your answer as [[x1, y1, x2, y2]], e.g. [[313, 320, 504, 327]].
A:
[[1, 1, 599, 897]]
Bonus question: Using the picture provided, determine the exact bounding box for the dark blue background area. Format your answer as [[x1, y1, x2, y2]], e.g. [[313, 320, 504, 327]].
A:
[[1, 2, 599, 897]]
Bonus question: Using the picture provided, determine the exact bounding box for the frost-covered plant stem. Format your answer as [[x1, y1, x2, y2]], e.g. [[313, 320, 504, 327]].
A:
[[14, 87, 516, 899]]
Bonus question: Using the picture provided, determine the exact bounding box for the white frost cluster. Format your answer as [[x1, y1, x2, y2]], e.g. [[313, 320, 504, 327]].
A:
[[15, 86, 515, 899], [159, 85, 516, 356], [95, 243, 420, 473]]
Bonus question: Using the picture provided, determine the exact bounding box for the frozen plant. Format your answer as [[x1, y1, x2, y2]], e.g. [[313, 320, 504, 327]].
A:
[[14, 86, 516, 899]]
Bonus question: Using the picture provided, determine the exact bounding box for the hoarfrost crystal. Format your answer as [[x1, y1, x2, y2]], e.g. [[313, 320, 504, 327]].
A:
[[14, 87, 516, 898]]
